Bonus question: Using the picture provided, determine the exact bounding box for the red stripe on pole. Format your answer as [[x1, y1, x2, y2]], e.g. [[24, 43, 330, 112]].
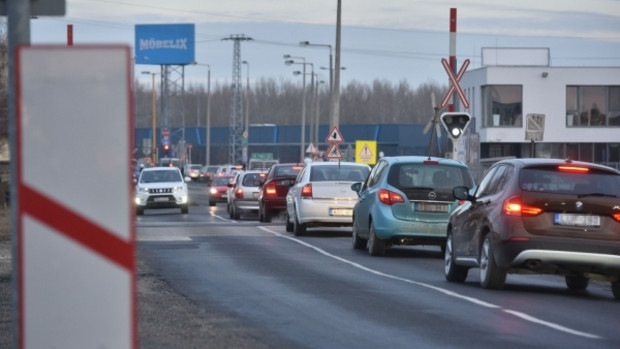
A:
[[20, 184, 134, 271], [450, 8, 456, 33], [67, 24, 73, 46]]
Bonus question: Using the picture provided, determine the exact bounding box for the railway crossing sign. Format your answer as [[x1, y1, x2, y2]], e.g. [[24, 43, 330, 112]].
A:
[[439, 58, 470, 109]]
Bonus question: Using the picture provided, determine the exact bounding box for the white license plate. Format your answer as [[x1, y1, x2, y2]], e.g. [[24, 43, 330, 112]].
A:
[[415, 202, 449, 212], [252, 192, 259, 198], [154, 197, 169, 202], [554, 214, 600, 227], [329, 208, 352, 216]]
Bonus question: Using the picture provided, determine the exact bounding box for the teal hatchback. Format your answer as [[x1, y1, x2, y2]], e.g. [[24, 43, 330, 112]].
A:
[[351, 156, 475, 256]]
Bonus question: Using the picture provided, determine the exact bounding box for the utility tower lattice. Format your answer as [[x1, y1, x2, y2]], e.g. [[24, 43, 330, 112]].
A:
[[223, 34, 253, 165]]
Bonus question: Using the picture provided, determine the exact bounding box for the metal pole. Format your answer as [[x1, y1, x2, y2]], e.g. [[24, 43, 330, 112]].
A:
[[206, 66, 211, 166], [301, 64, 307, 161], [8, 1, 31, 346], [151, 73, 158, 162]]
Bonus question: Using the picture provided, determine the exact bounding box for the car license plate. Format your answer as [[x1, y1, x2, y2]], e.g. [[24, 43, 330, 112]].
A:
[[415, 202, 449, 212], [154, 197, 169, 202], [329, 208, 352, 216], [252, 192, 259, 198], [554, 213, 600, 227]]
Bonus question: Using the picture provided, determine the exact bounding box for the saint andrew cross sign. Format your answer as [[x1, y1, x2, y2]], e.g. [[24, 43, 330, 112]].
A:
[[439, 58, 470, 109]]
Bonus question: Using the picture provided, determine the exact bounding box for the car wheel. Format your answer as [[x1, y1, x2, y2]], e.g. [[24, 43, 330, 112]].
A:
[[293, 209, 306, 236], [258, 205, 265, 222], [479, 233, 506, 289], [367, 222, 386, 256], [232, 205, 240, 220], [444, 232, 468, 282], [136, 207, 144, 216], [263, 208, 272, 223], [181, 204, 189, 214], [229, 205, 235, 219], [351, 215, 367, 250], [285, 211, 294, 232], [565, 275, 589, 291], [209, 200, 215, 207], [612, 281, 620, 300]]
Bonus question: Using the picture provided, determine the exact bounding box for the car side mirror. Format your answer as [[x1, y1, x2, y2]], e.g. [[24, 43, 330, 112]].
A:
[[184, 176, 192, 183], [350, 182, 362, 194], [452, 186, 471, 201]]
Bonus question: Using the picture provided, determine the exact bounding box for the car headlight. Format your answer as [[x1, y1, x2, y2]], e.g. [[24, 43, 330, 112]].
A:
[[173, 186, 185, 193], [210, 188, 217, 194], [137, 186, 149, 193]]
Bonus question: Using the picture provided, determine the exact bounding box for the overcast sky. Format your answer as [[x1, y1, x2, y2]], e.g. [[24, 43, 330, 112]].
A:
[[29, 0, 620, 87]]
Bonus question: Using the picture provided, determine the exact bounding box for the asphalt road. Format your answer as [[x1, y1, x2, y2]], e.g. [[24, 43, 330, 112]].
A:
[[135, 182, 620, 348], [2, 181, 619, 348]]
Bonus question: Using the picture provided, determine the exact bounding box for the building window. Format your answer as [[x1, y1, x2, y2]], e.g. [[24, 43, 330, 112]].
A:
[[482, 85, 522, 127], [566, 85, 620, 127]]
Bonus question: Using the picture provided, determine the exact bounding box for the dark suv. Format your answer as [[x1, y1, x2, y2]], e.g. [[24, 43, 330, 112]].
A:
[[445, 158, 620, 299], [257, 163, 305, 222]]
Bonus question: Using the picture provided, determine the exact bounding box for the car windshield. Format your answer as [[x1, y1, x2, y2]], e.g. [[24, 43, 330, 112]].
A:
[[140, 170, 182, 183], [273, 165, 303, 178], [520, 167, 620, 196], [242, 173, 264, 187], [309, 165, 369, 182], [213, 176, 232, 186], [387, 163, 473, 190]]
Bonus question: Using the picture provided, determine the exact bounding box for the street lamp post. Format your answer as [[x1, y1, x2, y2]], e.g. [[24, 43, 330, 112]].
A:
[[242, 60, 250, 167], [194, 63, 211, 166], [285, 55, 313, 161], [142, 71, 159, 162]]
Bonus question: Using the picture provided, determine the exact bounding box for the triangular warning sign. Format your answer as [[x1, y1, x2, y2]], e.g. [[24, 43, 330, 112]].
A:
[[306, 143, 318, 153], [325, 143, 344, 159], [325, 126, 344, 143], [359, 144, 373, 161]]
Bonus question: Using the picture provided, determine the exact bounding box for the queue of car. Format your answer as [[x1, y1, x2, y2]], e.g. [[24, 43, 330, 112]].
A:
[[135, 157, 620, 300]]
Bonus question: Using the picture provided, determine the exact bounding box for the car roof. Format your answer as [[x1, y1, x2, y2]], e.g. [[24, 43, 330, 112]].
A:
[[495, 158, 620, 173], [379, 156, 468, 167], [142, 166, 180, 172], [305, 161, 369, 167]]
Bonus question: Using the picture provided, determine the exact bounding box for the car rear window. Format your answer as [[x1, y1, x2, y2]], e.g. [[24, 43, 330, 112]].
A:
[[242, 173, 264, 187], [387, 163, 473, 190], [310, 165, 369, 182], [274, 165, 303, 178], [520, 166, 620, 196]]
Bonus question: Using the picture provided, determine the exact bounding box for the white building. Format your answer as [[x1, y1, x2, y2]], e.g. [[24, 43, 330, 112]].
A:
[[458, 47, 620, 175]]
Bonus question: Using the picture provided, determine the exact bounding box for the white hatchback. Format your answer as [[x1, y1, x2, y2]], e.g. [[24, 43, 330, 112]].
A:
[[285, 161, 370, 235], [135, 166, 191, 215]]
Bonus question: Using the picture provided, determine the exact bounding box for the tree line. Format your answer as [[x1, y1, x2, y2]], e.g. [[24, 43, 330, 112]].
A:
[[134, 77, 448, 129]]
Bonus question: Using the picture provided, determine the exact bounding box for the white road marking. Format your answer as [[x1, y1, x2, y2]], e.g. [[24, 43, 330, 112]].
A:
[[258, 226, 603, 340]]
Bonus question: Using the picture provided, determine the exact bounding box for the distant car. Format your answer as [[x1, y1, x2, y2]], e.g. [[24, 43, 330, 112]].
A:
[[445, 158, 620, 300], [209, 175, 234, 206], [285, 161, 371, 236], [134, 166, 191, 215], [257, 163, 305, 222], [185, 164, 203, 181], [228, 170, 267, 219], [351, 156, 475, 256], [200, 165, 220, 185]]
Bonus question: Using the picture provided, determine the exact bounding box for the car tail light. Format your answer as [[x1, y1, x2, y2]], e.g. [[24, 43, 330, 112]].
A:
[[301, 183, 313, 198], [613, 213, 620, 223], [558, 165, 589, 174], [503, 196, 543, 216], [378, 189, 405, 205], [235, 188, 244, 199], [265, 182, 277, 196]]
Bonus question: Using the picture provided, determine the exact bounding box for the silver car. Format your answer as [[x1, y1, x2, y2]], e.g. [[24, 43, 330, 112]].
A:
[[228, 170, 267, 219], [285, 161, 371, 236]]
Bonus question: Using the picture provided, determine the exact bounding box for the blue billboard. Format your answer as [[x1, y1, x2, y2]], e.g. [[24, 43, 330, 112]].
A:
[[135, 24, 195, 65]]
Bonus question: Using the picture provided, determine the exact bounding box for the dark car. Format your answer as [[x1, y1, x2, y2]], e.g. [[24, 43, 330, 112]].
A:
[[445, 158, 620, 299], [257, 163, 305, 222]]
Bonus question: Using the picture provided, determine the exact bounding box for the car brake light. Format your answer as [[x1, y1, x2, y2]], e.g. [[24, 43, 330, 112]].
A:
[[378, 189, 405, 205], [235, 188, 243, 199], [503, 196, 543, 216], [558, 165, 589, 173], [301, 183, 313, 198], [423, 160, 439, 165], [265, 182, 277, 196], [613, 213, 620, 223]]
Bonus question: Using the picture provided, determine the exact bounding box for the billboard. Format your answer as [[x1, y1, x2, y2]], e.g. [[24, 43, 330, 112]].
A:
[[135, 23, 195, 65]]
